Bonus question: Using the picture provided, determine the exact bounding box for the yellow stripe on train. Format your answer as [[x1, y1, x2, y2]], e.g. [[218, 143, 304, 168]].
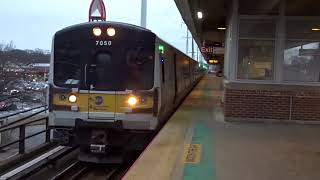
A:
[[52, 93, 153, 113]]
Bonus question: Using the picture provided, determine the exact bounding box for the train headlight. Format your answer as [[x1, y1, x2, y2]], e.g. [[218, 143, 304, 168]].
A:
[[68, 94, 77, 103], [93, 27, 102, 36], [107, 27, 116, 36], [127, 96, 138, 106]]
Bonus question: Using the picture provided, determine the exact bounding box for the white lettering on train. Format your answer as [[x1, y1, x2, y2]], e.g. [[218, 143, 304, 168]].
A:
[[96, 41, 112, 46]]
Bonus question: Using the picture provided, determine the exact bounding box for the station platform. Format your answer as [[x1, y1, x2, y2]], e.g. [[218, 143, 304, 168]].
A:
[[123, 74, 320, 180]]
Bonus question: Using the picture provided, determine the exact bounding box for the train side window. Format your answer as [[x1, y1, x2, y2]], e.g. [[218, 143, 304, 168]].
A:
[[161, 57, 165, 83]]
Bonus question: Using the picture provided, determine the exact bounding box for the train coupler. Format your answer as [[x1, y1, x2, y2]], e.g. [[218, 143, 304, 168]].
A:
[[89, 129, 108, 153], [90, 144, 106, 153]]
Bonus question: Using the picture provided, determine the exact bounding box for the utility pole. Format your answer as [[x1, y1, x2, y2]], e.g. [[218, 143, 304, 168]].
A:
[[197, 47, 199, 61], [186, 29, 189, 55], [192, 38, 194, 59], [141, 0, 147, 28], [182, 22, 193, 56]]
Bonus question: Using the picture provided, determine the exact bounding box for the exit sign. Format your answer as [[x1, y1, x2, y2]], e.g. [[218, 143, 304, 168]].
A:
[[201, 47, 224, 54]]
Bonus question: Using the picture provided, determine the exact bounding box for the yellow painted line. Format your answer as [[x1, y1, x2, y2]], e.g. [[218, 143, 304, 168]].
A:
[[183, 144, 202, 164]]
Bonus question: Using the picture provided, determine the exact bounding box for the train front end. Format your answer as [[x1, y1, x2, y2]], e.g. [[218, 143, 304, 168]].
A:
[[48, 22, 157, 163]]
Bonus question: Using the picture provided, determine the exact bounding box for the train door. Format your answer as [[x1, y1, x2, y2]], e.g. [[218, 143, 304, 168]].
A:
[[85, 52, 116, 120], [173, 53, 178, 104]]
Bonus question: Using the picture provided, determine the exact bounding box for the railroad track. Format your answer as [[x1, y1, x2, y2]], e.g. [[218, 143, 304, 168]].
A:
[[50, 161, 91, 180], [51, 162, 121, 180]]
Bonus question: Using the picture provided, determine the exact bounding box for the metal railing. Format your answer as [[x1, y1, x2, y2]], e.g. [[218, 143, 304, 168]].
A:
[[0, 105, 46, 120], [0, 117, 50, 154], [0, 106, 47, 128], [0, 107, 49, 154]]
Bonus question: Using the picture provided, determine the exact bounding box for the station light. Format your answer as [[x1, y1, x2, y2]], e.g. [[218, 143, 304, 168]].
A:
[[107, 27, 116, 36], [68, 94, 77, 103], [93, 27, 102, 36], [209, 59, 219, 64], [128, 96, 138, 106], [197, 11, 203, 19], [217, 27, 226, 30], [312, 28, 320, 31]]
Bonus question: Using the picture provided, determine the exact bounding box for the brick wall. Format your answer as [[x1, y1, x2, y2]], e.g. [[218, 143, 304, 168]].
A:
[[224, 83, 320, 122]]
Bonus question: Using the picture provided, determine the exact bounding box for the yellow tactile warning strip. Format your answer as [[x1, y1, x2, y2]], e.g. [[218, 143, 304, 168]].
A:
[[122, 76, 220, 180], [122, 113, 192, 180], [184, 144, 202, 164]]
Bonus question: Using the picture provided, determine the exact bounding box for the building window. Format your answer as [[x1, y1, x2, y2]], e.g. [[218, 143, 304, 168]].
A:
[[237, 19, 276, 80], [284, 42, 320, 82], [238, 40, 274, 80], [284, 20, 320, 82]]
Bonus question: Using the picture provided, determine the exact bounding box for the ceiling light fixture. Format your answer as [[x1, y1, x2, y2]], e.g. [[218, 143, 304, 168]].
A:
[[312, 28, 320, 31], [217, 27, 227, 30], [197, 11, 203, 19]]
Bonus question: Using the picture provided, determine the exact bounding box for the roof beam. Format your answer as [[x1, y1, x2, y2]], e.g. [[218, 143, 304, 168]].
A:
[[174, 0, 202, 47]]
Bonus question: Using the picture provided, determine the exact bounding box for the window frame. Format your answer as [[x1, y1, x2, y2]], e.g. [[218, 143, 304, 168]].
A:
[[234, 11, 320, 86], [236, 16, 278, 82], [282, 18, 320, 84]]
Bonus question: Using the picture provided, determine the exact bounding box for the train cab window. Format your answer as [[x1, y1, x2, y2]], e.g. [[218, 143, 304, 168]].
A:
[[126, 47, 154, 90], [54, 60, 81, 87], [54, 42, 83, 88], [92, 52, 115, 90], [54, 35, 155, 91]]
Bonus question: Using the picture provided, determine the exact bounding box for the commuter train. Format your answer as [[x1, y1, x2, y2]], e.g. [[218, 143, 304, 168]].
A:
[[48, 21, 206, 163]]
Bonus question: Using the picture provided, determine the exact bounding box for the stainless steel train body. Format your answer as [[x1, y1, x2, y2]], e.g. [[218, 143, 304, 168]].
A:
[[48, 22, 205, 163]]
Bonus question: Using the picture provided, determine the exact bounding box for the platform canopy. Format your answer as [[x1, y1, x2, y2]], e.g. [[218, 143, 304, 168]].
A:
[[174, 0, 320, 51]]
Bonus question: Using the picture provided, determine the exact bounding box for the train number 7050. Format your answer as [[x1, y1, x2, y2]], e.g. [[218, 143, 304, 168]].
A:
[[96, 41, 112, 46]]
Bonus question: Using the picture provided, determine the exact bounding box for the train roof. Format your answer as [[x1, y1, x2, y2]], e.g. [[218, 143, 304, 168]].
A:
[[56, 21, 154, 35], [54, 21, 199, 63]]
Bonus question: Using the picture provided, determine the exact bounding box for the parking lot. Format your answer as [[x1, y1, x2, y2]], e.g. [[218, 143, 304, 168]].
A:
[[0, 79, 47, 113]]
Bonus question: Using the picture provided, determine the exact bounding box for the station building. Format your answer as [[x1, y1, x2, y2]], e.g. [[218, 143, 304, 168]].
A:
[[175, 0, 320, 122]]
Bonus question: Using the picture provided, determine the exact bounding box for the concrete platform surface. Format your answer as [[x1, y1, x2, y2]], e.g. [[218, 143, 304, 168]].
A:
[[123, 74, 320, 180]]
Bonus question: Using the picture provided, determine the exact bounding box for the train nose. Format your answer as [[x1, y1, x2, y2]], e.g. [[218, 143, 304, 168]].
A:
[[92, 134, 106, 145]]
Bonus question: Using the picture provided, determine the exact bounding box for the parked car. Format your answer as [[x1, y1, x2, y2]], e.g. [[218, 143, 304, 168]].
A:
[[4, 80, 27, 95], [20, 95, 42, 103], [10, 89, 21, 95], [26, 85, 33, 90], [30, 82, 48, 91], [0, 99, 17, 111]]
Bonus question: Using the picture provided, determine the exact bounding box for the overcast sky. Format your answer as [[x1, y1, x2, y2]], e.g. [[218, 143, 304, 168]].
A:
[[0, 0, 196, 54]]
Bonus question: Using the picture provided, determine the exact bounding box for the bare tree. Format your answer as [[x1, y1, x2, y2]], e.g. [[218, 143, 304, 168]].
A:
[[3, 41, 16, 51], [0, 44, 10, 90], [0, 41, 50, 91], [0, 42, 5, 51]]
